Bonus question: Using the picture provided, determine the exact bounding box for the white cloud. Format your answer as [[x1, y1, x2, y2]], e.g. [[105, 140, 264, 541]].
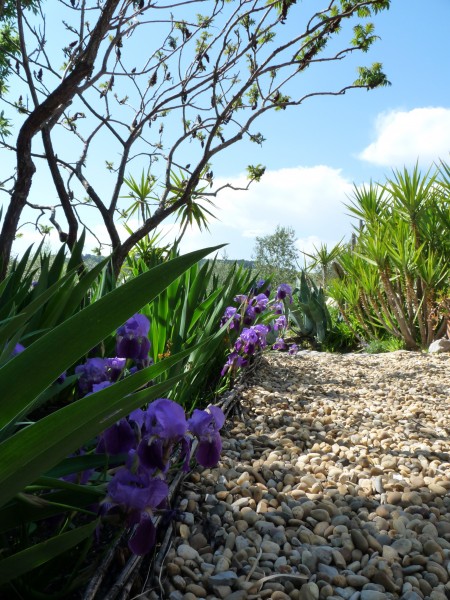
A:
[[359, 107, 450, 167], [177, 165, 354, 259], [11, 165, 355, 261]]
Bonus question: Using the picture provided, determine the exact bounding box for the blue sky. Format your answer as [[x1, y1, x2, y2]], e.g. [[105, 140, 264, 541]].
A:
[[7, 0, 450, 260]]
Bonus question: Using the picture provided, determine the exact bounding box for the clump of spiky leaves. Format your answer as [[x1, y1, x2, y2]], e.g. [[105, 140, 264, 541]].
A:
[[328, 162, 450, 350], [0, 239, 223, 595], [289, 271, 332, 345]]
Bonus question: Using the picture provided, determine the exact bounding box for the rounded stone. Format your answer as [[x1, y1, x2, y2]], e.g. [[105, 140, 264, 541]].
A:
[[177, 544, 201, 562], [299, 582, 319, 600]]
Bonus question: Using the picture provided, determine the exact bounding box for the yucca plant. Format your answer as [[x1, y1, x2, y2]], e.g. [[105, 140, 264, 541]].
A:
[[330, 162, 450, 349], [302, 240, 345, 287]]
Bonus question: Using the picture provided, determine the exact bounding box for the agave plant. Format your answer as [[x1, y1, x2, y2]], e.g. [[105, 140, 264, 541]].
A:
[[289, 270, 332, 344]]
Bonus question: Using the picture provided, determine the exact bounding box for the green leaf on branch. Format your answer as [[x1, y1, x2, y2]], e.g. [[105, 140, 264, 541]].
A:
[[354, 62, 391, 89]]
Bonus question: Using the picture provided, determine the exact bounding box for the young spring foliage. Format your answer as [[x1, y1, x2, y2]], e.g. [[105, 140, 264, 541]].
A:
[[0, 0, 391, 278]]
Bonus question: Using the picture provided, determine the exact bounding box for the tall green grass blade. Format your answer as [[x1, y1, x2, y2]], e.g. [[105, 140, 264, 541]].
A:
[[0, 520, 98, 585], [0, 338, 212, 507], [66, 230, 86, 273], [0, 246, 223, 431]]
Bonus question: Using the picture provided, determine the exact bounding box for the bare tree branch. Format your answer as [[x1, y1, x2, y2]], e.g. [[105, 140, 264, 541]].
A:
[[0, 0, 122, 279], [0, 0, 391, 280]]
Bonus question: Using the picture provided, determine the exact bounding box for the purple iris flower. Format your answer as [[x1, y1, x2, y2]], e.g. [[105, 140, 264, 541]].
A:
[[255, 279, 271, 297], [273, 315, 287, 331], [272, 302, 284, 315], [75, 357, 110, 395], [289, 343, 298, 355], [116, 313, 151, 361], [243, 305, 256, 325], [252, 293, 269, 314], [221, 351, 247, 377], [253, 324, 270, 348], [143, 398, 187, 439], [188, 405, 225, 468], [97, 418, 136, 455], [137, 399, 189, 472], [220, 306, 241, 330], [12, 343, 25, 356], [234, 294, 248, 304], [108, 468, 167, 511], [105, 357, 126, 381], [276, 283, 293, 303], [235, 327, 259, 355], [273, 337, 287, 351], [107, 468, 169, 555]]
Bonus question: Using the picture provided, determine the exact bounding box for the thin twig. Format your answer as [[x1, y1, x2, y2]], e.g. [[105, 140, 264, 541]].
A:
[[103, 555, 143, 600], [245, 547, 262, 582], [257, 573, 309, 590], [82, 535, 124, 600]]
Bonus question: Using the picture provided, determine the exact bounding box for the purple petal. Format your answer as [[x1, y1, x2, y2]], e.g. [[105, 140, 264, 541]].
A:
[[234, 294, 248, 304], [207, 405, 225, 430], [137, 336, 151, 360], [187, 409, 212, 438], [108, 471, 151, 510], [12, 343, 25, 356], [116, 337, 141, 360], [91, 381, 112, 394], [105, 357, 127, 381], [137, 437, 167, 471], [196, 436, 222, 468], [129, 408, 146, 429], [128, 514, 156, 555], [144, 398, 187, 440], [117, 313, 150, 338], [108, 469, 168, 511], [133, 313, 150, 336], [99, 418, 136, 455], [181, 436, 192, 472]]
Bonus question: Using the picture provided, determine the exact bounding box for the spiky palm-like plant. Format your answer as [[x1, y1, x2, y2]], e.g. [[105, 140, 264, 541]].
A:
[[330, 163, 450, 350]]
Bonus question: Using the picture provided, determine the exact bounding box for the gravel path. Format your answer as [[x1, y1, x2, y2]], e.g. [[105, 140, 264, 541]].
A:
[[154, 350, 450, 600]]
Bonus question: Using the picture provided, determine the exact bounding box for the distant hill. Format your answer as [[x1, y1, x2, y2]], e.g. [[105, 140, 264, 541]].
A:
[[202, 258, 254, 269], [82, 254, 105, 270], [80, 254, 255, 272]]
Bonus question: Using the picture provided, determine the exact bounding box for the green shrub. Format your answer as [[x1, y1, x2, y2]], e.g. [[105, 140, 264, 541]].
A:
[[364, 337, 406, 354], [321, 307, 360, 353], [328, 162, 450, 350]]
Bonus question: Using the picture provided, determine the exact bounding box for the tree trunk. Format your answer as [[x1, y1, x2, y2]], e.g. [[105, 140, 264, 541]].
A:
[[0, 0, 121, 281], [379, 270, 417, 349]]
